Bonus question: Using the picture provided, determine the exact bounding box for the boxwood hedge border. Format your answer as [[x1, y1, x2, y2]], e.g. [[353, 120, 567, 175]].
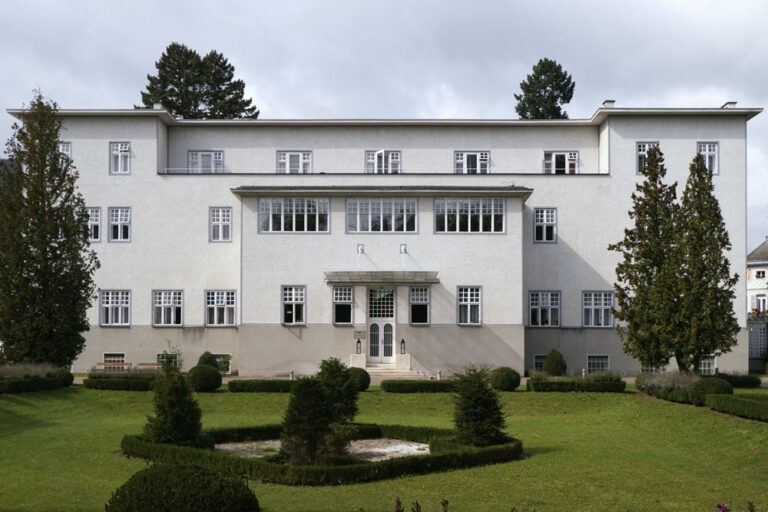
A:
[[121, 423, 523, 486], [705, 394, 768, 422], [83, 378, 155, 391], [380, 380, 456, 393], [228, 380, 293, 393], [526, 379, 626, 393], [0, 376, 68, 394]]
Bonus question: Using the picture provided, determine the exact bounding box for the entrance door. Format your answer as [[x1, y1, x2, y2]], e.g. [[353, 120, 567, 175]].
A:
[[368, 288, 395, 364]]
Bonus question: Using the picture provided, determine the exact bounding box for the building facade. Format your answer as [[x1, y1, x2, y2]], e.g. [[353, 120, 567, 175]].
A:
[[8, 102, 760, 376], [748, 239, 768, 314]]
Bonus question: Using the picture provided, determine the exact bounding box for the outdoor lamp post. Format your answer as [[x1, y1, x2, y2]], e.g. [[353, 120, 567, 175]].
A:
[[400, 338, 406, 354], [356, 339, 361, 355]]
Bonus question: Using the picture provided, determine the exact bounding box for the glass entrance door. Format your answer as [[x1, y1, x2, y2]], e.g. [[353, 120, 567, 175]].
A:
[[368, 288, 395, 364]]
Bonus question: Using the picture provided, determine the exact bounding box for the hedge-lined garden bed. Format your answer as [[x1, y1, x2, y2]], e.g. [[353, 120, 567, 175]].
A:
[[380, 380, 455, 393], [121, 423, 523, 486], [526, 372, 626, 393], [716, 373, 762, 388], [636, 373, 733, 406], [83, 370, 159, 391], [228, 379, 294, 393], [0, 366, 73, 393], [705, 394, 768, 422]]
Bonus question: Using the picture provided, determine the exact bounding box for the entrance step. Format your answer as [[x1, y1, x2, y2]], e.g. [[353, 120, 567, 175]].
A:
[[365, 365, 429, 384]]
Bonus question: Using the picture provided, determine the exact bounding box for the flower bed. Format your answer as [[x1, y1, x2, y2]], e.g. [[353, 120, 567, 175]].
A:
[[121, 423, 523, 486]]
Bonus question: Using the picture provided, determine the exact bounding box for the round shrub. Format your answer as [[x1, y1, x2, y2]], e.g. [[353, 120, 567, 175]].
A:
[[105, 463, 259, 512], [688, 377, 733, 406], [55, 367, 74, 387], [187, 365, 222, 392], [542, 349, 567, 377], [348, 367, 371, 392], [196, 351, 220, 371], [490, 367, 521, 391]]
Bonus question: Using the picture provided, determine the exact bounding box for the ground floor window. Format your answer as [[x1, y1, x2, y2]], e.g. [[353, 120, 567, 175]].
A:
[[104, 353, 126, 370], [206, 290, 235, 326], [698, 356, 716, 376], [333, 286, 353, 324], [533, 354, 546, 372], [457, 286, 481, 325], [587, 355, 609, 374], [212, 354, 232, 374], [282, 286, 306, 325], [156, 352, 180, 370], [409, 287, 430, 324]]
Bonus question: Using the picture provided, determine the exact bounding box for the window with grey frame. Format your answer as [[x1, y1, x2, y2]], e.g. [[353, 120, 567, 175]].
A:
[[529, 291, 560, 327], [409, 287, 430, 325], [153, 290, 183, 327], [346, 198, 417, 232], [100, 290, 130, 326], [435, 198, 504, 233], [365, 150, 401, 174], [533, 208, 557, 242], [583, 291, 614, 327], [454, 151, 489, 174], [457, 286, 481, 325], [108, 207, 131, 242], [587, 355, 609, 374], [697, 142, 718, 175], [542, 151, 578, 174], [277, 151, 312, 173], [110, 142, 130, 174], [104, 353, 126, 370], [282, 286, 306, 325], [636, 142, 659, 174], [533, 354, 546, 372], [206, 290, 235, 326], [333, 286, 353, 325], [86, 207, 101, 242], [188, 151, 224, 174], [259, 198, 329, 232], [156, 352, 180, 370], [209, 207, 232, 242]]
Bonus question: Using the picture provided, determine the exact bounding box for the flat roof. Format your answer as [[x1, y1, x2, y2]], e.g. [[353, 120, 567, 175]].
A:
[[6, 106, 762, 126], [325, 271, 439, 285], [230, 185, 533, 198]]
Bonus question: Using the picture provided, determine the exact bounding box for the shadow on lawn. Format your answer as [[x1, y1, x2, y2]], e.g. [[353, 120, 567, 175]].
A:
[[520, 445, 562, 457], [0, 393, 60, 434]]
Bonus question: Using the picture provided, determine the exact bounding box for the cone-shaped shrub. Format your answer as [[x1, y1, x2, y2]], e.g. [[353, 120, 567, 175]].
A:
[[453, 366, 508, 446], [143, 359, 203, 446], [542, 349, 567, 376], [280, 378, 333, 465], [316, 357, 358, 423], [196, 351, 220, 370]]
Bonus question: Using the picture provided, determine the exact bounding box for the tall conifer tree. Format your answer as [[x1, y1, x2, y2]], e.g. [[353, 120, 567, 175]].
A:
[[0, 92, 99, 366], [674, 153, 739, 372], [514, 58, 575, 119], [609, 147, 679, 370]]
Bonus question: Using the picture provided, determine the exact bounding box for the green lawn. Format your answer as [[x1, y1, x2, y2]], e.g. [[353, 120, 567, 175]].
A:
[[2, 386, 768, 511]]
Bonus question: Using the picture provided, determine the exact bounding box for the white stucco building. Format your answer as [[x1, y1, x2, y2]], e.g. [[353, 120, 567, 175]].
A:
[[748, 239, 768, 314], [7, 101, 761, 376]]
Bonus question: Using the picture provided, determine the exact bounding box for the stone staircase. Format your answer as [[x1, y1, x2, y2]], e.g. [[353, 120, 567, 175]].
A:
[[365, 365, 429, 384]]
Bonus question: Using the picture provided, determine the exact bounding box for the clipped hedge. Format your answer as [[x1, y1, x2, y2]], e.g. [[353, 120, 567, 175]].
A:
[[0, 375, 67, 394], [687, 377, 733, 406], [380, 380, 455, 393], [121, 423, 523, 486], [641, 376, 733, 406], [187, 365, 222, 392], [490, 367, 521, 391], [705, 394, 768, 422], [84, 378, 154, 391], [228, 379, 293, 393], [716, 373, 762, 389], [55, 368, 74, 387], [348, 367, 371, 392], [527, 379, 626, 392]]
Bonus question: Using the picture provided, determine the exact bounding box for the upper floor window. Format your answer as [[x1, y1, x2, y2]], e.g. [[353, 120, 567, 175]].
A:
[[188, 151, 224, 173], [457, 286, 481, 325], [365, 150, 401, 174], [86, 207, 101, 242], [110, 142, 130, 174], [277, 151, 312, 174], [333, 286, 353, 325], [153, 290, 183, 327], [209, 207, 232, 242], [58, 142, 71, 159], [534, 208, 557, 243], [757, 270, 766, 279], [435, 198, 504, 233], [108, 207, 131, 242], [100, 290, 130, 326], [698, 355, 716, 376], [636, 142, 659, 174], [543, 151, 578, 174], [530, 291, 560, 327], [697, 142, 718, 175], [583, 291, 614, 328], [206, 290, 235, 326], [346, 198, 417, 232], [282, 286, 306, 325], [259, 198, 329, 232], [455, 151, 489, 174], [410, 287, 430, 325]]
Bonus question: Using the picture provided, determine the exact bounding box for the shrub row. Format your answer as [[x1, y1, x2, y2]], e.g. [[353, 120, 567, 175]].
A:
[[228, 379, 293, 393], [121, 424, 522, 486], [87, 370, 160, 380], [526, 378, 626, 392], [705, 394, 768, 422], [0, 375, 70, 394], [638, 375, 733, 406], [716, 373, 762, 388], [380, 380, 455, 393], [84, 378, 154, 391]]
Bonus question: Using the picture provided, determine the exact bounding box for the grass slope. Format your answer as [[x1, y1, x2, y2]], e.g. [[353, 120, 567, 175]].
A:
[[1, 387, 767, 511]]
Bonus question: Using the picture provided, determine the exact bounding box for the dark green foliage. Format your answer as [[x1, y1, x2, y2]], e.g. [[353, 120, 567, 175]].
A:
[[381, 380, 455, 393], [0, 92, 99, 367], [716, 373, 762, 388], [348, 367, 371, 391], [453, 366, 507, 447], [54, 367, 74, 387], [83, 378, 153, 391], [489, 367, 521, 391], [104, 463, 259, 512], [514, 58, 575, 119], [139, 42, 258, 120], [196, 351, 219, 370], [705, 394, 768, 422], [87, 369, 159, 380], [0, 376, 66, 393], [187, 365, 222, 392], [609, 146, 680, 369], [687, 377, 733, 406], [316, 357, 358, 423], [526, 374, 626, 393], [228, 379, 293, 392], [280, 378, 333, 465], [674, 153, 740, 372], [143, 364, 203, 446], [120, 423, 523, 486], [542, 349, 567, 376]]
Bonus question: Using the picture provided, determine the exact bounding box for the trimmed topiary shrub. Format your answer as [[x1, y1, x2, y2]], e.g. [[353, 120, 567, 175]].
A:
[[197, 351, 220, 370], [0, 376, 66, 393], [348, 367, 371, 392], [381, 380, 455, 393], [687, 377, 733, 406], [105, 463, 259, 512], [187, 365, 222, 392], [55, 367, 74, 387], [716, 373, 762, 388], [144, 364, 204, 447], [453, 366, 508, 447], [228, 379, 293, 392], [489, 367, 520, 391], [705, 394, 768, 422], [526, 376, 626, 393], [316, 357, 358, 424], [542, 349, 567, 376], [280, 378, 334, 465]]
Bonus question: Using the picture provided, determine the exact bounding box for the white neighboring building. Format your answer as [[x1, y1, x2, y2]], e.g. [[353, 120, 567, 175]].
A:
[[748, 239, 768, 314], [7, 101, 761, 376]]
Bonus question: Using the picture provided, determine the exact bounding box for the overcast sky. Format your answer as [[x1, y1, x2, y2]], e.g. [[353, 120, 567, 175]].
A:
[[1, 0, 766, 250]]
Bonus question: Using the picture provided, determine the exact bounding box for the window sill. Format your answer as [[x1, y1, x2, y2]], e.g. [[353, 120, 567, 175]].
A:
[[99, 324, 131, 328], [333, 323, 354, 327], [458, 323, 482, 327], [282, 323, 306, 327], [205, 324, 238, 328], [152, 325, 184, 328], [409, 322, 430, 327]]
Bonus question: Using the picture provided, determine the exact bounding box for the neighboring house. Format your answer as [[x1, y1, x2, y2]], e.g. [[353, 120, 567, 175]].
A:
[[748, 239, 768, 314], [6, 101, 761, 377]]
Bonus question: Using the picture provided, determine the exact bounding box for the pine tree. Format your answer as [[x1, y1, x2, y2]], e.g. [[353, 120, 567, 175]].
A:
[[674, 154, 739, 372], [453, 366, 507, 447], [138, 42, 258, 120], [0, 92, 99, 367], [514, 58, 575, 119], [609, 147, 679, 370]]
